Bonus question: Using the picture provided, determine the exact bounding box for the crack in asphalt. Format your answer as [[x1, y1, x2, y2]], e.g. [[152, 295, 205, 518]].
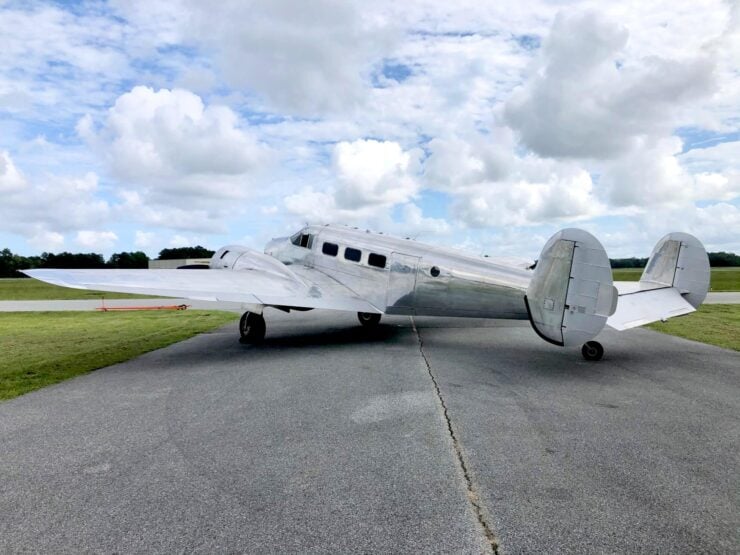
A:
[[411, 317, 499, 554]]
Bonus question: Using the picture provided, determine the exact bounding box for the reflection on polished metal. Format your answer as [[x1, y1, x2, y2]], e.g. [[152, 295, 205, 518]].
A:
[[265, 224, 534, 320], [24, 224, 711, 360]]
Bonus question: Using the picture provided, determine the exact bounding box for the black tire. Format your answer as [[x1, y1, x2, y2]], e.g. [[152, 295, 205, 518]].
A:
[[357, 312, 381, 327], [581, 341, 604, 361], [239, 311, 266, 343]]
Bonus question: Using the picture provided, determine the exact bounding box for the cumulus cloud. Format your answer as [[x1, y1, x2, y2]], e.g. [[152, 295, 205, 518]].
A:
[[398, 203, 451, 236], [680, 140, 740, 201], [180, 0, 397, 115], [599, 137, 693, 207], [0, 153, 110, 248], [333, 139, 420, 208], [76, 230, 118, 250], [422, 131, 606, 227], [28, 231, 65, 252], [76, 86, 273, 233], [0, 150, 27, 193], [284, 139, 421, 224], [624, 201, 740, 254], [134, 230, 156, 249], [80, 86, 268, 188], [503, 10, 717, 159], [424, 134, 511, 191], [452, 164, 601, 227]]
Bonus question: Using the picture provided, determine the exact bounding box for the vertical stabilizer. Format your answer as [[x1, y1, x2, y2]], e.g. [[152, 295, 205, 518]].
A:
[[526, 228, 617, 347], [640, 232, 709, 309]]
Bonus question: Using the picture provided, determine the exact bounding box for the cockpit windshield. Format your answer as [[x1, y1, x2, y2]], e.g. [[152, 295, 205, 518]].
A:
[[290, 230, 313, 249]]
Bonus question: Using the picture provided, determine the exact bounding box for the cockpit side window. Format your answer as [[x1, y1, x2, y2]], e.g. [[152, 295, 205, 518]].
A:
[[290, 232, 313, 249]]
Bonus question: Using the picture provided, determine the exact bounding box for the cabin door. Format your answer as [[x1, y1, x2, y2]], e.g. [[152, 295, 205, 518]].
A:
[[386, 253, 420, 313]]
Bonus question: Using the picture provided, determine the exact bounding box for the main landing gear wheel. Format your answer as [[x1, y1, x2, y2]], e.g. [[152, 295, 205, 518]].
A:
[[581, 341, 604, 361], [239, 311, 266, 344], [357, 312, 381, 327]]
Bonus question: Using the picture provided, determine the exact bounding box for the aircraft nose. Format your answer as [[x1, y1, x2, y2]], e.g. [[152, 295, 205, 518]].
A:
[[264, 236, 288, 255]]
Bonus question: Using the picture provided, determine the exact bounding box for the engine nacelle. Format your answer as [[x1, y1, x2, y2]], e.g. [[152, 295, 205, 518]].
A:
[[210, 245, 301, 282], [526, 229, 618, 347]]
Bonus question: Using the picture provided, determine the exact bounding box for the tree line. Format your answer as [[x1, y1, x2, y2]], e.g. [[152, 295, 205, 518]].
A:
[[2, 246, 738, 278], [610, 252, 740, 268], [0, 246, 215, 278]]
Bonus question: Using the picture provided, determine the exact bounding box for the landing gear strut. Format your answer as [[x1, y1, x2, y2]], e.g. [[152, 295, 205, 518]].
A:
[[357, 312, 381, 327], [239, 311, 266, 344], [581, 341, 604, 361]]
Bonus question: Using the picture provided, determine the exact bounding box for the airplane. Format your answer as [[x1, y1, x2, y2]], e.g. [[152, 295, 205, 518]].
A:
[[24, 225, 710, 361]]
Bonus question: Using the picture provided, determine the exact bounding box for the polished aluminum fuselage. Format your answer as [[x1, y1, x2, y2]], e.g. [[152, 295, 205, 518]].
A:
[[267, 225, 533, 319]]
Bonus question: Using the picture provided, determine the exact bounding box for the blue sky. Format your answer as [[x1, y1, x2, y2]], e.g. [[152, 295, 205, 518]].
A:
[[1, 0, 739, 260]]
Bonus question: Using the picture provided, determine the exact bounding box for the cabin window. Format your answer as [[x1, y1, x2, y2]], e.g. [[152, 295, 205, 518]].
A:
[[291, 232, 313, 249], [430, 266, 440, 277], [368, 253, 386, 268], [322, 242, 338, 256], [344, 247, 361, 262]]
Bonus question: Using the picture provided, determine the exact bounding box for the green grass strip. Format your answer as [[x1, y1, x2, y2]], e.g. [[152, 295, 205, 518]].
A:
[[612, 267, 740, 291], [0, 278, 156, 300], [0, 310, 238, 401], [647, 304, 740, 351]]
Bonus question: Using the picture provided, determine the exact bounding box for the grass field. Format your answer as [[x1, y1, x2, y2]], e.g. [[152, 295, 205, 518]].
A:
[[647, 304, 740, 351], [0, 278, 154, 300], [0, 311, 238, 401], [613, 267, 740, 291]]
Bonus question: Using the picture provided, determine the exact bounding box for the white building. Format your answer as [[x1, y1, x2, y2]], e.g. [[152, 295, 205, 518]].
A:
[[148, 258, 212, 269]]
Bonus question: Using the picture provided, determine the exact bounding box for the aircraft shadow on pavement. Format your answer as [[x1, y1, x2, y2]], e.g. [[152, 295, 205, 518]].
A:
[[246, 324, 406, 349]]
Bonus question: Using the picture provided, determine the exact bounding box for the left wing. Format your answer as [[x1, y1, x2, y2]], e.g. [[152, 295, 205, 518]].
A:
[[23, 267, 382, 314]]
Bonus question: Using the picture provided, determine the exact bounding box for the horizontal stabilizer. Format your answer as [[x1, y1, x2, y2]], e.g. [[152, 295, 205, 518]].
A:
[[607, 286, 695, 330], [607, 231, 709, 331]]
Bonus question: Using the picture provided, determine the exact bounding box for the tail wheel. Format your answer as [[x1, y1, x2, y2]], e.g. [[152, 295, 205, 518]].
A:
[[357, 312, 381, 327], [581, 341, 604, 361], [239, 311, 266, 343]]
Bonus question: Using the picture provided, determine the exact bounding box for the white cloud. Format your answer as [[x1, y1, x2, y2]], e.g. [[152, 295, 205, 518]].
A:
[[424, 134, 512, 191], [0, 152, 110, 249], [282, 139, 423, 229], [0, 150, 26, 193], [503, 10, 717, 159], [81, 86, 268, 187], [76, 230, 118, 250], [77, 86, 274, 234], [333, 139, 420, 208], [134, 230, 156, 249], [398, 203, 450, 236], [599, 137, 693, 207], [28, 230, 65, 252], [625, 201, 740, 254], [452, 165, 601, 227], [180, 0, 398, 115]]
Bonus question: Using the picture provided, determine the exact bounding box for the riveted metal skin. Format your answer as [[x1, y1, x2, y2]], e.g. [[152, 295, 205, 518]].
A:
[[267, 225, 534, 319]]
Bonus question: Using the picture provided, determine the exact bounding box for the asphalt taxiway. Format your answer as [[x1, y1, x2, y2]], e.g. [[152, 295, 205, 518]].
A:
[[0, 311, 738, 553]]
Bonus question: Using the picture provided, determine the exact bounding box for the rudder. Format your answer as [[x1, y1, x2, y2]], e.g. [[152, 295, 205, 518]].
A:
[[526, 228, 618, 347]]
